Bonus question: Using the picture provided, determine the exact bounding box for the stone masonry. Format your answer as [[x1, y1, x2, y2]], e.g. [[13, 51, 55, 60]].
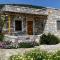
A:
[[44, 8, 60, 37]]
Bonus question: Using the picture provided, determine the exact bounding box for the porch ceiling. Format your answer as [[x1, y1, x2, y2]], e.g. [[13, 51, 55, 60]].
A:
[[1, 5, 48, 15]]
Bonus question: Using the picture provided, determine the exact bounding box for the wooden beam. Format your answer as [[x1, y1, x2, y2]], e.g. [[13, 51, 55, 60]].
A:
[[8, 15, 11, 34]]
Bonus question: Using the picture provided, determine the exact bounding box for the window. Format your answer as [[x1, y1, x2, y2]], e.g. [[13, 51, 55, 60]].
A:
[[57, 21, 60, 30], [15, 20, 22, 31]]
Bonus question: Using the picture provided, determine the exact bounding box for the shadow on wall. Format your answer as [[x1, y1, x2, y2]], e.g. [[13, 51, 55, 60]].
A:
[[34, 15, 48, 35]]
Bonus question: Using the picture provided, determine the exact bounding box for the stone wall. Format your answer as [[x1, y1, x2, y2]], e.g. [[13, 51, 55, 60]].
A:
[[44, 8, 60, 37], [3, 14, 47, 35], [34, 18, 46, 35], [3, 15, 27, 35]]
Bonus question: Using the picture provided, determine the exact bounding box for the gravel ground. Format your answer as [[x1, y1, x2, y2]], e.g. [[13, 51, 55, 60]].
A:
[[36, 43, 60, 52]]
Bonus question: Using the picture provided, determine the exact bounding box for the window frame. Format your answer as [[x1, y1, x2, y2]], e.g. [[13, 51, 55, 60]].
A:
[[57, 21, 60, 30], [14, 19, 23, 32]]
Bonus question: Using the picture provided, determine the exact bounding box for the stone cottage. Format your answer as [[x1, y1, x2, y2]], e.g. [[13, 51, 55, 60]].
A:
[[0, 4, 60, 41]]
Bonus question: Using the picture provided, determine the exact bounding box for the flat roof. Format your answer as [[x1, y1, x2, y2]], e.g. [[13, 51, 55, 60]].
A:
[[1, 4, 48, 15]]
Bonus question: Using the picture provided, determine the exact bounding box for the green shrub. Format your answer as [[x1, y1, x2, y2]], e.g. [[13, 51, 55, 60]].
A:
[[24, 49, 49, 60], [4, 42, 34, 49], [0, 33, 4, 41], [51, 51, 60, 60], [40, 33, 60, 45], [18, 42, 34, 48], [9, 55, 23, 60], [9, 49, 49, 60], [5, 44, 18, 49], [0, 41, 34, 49], [9, 49, 60, 60], [9, 49, 52, 60]]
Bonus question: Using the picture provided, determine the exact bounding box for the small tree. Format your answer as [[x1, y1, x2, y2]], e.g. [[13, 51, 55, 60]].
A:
[[0, 15, 5, 41], [0, 15, 5, 34]]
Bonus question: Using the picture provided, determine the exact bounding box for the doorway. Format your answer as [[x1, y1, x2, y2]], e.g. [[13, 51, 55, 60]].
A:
[[27, 21, 33, 35]]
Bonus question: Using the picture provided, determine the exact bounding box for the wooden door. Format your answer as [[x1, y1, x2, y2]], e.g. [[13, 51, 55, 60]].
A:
[[27, 21, 33, 35]]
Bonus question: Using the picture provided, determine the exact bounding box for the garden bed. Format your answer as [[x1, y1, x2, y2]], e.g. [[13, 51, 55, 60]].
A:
[[0, 33, 60, 60]]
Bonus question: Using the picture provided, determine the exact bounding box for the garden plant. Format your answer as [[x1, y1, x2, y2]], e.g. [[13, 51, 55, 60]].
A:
[[9, 49, 60, 60], [40, 33, 60, 45]]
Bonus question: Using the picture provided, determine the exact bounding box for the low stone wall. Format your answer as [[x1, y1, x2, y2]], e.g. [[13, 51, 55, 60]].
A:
[[4, 35, 40, 44]]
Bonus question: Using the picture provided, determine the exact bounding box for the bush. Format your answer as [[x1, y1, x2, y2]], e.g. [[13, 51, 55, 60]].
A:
[[24, 49, 49, 60], [3, 41, 19, 49], [40, 33, 60, 45], [4, 44, 18, 49], [9, 49, 52, 60], [9, 55, 23, 60], [0, 41, 35, 49], [9, 49, 60, 60], [9, 49, 49, 60], [0, 41, 13, 49], [18, 42, 34, 48], [0, 33, 4, 41], [51, 51, 60, 60]]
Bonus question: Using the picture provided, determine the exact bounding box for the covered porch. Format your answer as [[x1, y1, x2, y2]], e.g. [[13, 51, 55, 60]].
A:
[[2, 12, 47, 35]]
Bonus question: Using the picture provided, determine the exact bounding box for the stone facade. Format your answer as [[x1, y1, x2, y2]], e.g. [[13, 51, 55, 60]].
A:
[[44, 8, 60, 37], [34, 18, 46, 35], [3, 15, 47, 35]]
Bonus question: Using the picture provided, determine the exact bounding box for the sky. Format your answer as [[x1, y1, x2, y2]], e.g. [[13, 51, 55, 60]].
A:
[[0, 0, 60, 8]]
